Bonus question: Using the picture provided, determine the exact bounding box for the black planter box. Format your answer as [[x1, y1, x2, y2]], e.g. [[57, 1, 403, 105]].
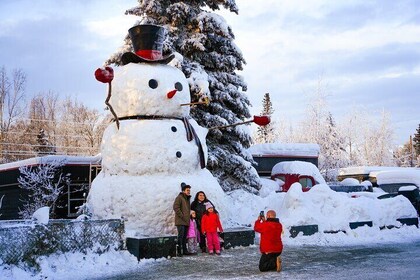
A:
[[126, 228, 255, 260], [397, 217, 419, 227], [349, 221, 373, 230], [223, 227, 255, 249], [289, 225, 319, 238], [126, 236, 177, 261]]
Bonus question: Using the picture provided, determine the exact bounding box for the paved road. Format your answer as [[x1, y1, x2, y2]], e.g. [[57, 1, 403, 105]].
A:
[[104, 241, 420, 279]]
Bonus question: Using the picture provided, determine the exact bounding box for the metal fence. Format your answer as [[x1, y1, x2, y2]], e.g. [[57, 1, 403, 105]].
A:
[[0, 219, 124, 266]]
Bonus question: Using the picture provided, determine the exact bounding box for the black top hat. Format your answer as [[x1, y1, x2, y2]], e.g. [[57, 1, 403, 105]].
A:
[[121, 24, 175, 65]]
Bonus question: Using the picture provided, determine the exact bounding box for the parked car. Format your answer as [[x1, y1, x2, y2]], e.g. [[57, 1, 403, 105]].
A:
[[377, 169, 420, 216], [271, 161, 326, 192], [270, 161, 370, 193]]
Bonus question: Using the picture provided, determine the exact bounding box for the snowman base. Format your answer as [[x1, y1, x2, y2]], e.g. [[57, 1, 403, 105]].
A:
[[87, 170, 231, 237]]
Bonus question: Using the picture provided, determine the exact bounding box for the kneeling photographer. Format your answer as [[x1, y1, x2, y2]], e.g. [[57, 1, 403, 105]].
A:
[[254, 210, 283, 272]]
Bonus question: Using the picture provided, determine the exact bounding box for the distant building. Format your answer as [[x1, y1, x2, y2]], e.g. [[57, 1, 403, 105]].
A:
[[0, 155, 101, 220], [248, 143, 320, 177]]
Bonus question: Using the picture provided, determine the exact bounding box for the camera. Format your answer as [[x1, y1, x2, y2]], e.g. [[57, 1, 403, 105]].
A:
[[259, 211, 264, 217]]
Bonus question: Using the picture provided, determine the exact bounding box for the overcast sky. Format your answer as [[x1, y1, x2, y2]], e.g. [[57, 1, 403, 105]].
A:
[[0, 0, 419, 145]]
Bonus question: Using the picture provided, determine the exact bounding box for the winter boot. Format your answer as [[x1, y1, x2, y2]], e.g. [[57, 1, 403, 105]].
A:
[[176, 245, 183, 257], [276, 256, 282, 272]]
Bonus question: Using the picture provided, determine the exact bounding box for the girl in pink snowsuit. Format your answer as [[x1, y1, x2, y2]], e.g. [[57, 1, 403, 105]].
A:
[[186, 210, 200, 254], [201, 202, 223, 255]]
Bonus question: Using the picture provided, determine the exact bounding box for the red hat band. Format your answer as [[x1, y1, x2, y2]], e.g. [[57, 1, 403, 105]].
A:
[[135, 50, 163, 60]]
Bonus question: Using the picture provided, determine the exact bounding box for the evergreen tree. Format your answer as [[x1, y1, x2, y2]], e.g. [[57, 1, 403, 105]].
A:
[[107, 0, 261, 193], [414, 124, 420, 156], [255, 93, 276, 143], [319, 113, 348, 182], [35, 129, 56, 156]]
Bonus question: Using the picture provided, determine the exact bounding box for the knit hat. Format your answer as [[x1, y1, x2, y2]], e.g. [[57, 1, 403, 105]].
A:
[[181, 184, 191, 191], [205, 202, 214, 210]]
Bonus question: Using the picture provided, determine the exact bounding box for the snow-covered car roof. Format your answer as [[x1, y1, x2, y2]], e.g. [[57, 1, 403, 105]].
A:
[[271, 161, 326, 184], [376, 169, 420, 187], [338, 166, 415, 176]]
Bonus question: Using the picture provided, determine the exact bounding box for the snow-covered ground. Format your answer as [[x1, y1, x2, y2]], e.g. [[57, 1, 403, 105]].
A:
[[1, 225, 419, 280]]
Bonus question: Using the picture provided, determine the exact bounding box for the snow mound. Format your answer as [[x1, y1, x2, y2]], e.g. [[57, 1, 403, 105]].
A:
[[32, 207, 50, 224], [341, 178, 360, 186], [278, 183, 417, 231]]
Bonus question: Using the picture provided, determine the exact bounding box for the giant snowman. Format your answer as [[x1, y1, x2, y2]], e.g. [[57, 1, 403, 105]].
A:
[[87, 24, 231, 237]]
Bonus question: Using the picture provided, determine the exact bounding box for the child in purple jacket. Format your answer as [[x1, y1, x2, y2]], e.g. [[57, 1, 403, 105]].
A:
[[186, 210, 200, 254]]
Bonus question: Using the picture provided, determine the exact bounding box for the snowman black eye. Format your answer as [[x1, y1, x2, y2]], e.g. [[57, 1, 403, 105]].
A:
[[175, 82, 183, 91], [149, 79, 158, 89]]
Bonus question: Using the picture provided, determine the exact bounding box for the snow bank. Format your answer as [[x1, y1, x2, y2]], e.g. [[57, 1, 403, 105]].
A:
[[227, 181, 417, 232], [0, 249, 149, 280], [32, 207, 50, 225]]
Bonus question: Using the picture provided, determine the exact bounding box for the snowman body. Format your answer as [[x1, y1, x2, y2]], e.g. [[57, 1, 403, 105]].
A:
[[87, 63, 230, 236]]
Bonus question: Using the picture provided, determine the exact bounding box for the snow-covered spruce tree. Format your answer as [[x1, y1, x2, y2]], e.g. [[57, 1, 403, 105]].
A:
[[255, 93, 276, 144], [35, 129, 56, 156], [107, 0, 261, 193], [18, 159, 70, 219], [319, 113, 348, 182], [413, 124, 420, 157]]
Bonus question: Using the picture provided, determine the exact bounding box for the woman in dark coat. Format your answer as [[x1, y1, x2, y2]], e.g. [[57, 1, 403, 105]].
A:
[[190, 191, 217, 253]]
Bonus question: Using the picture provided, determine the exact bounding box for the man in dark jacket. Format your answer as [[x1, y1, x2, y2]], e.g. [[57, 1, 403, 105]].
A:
[[173, 184, 192, 256], [254, 210, 283, 272]]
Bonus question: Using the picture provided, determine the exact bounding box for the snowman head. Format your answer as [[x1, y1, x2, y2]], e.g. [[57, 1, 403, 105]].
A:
[[110, 63, 191, 118]]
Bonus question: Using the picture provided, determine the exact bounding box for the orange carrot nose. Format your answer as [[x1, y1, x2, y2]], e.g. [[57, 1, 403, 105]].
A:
[[167, 89, 177, 99]]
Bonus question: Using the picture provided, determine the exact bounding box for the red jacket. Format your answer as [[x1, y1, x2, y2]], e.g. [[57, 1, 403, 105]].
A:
[[201, 212, 223, 233], [254, 218, 283, 253]]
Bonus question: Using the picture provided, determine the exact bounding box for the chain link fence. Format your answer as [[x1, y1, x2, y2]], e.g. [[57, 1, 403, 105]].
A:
[[0, 219, 124, 267]]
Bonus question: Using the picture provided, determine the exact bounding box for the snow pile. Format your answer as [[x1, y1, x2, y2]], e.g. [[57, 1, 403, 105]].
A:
[[32, 207, 50, 224], [248, 143, 320, 157], [340, 178, 360, 186], [0, 249, 148, 280], [376, 169, 420, 187], [279, 183, 417, 231], [226, 180, 417, 233], [271, 161, 326, 184]]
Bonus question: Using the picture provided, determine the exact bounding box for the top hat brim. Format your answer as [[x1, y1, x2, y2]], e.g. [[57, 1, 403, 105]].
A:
[[121, 52, 175, 65]]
